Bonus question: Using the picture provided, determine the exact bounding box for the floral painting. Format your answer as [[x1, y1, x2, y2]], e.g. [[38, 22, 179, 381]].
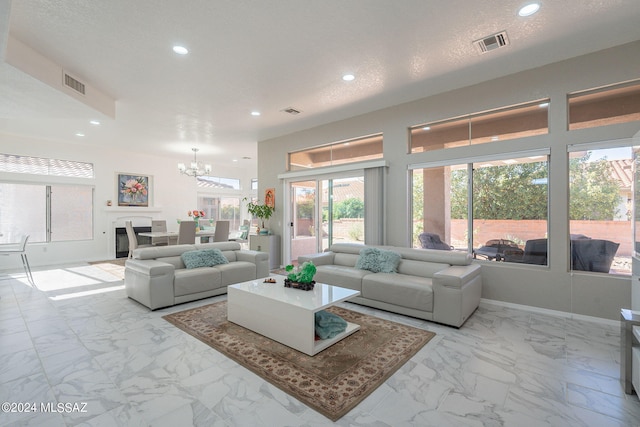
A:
[[117, 174, 150, 206]]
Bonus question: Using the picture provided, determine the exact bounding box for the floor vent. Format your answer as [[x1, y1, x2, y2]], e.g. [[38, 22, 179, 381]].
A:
[[63, 72, 86, 95], [281, 107, 302, 115], [473, 31, 509, 54]]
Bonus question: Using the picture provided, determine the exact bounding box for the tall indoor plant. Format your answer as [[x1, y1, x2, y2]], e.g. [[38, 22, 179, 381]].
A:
[[244, 198, 274, 234]]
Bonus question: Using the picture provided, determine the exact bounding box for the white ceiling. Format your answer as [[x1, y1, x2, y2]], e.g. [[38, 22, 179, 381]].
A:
[[1, 0, 639, 169]]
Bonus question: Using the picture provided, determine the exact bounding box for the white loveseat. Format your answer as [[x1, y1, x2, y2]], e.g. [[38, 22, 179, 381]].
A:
[[124, 242, 269, 310], [298, 243, 482, 327]]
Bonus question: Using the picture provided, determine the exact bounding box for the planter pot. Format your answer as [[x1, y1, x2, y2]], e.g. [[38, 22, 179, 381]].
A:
[[284, 279, 315, 291]]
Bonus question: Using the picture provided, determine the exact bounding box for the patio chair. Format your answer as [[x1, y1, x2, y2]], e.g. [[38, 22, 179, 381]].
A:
[[418, 232, 453, 250]]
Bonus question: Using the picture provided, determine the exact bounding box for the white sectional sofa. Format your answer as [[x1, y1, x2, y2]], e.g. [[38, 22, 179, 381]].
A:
[[124, 242, 269, 310], [298, 243, 482, 327]]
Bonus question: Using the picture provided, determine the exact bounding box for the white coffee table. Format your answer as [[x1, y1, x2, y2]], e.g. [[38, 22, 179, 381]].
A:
[[227, 276, 361, 356]]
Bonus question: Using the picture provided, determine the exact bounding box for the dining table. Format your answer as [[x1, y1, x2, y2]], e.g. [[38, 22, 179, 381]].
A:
[[138, 229, 217, 243]]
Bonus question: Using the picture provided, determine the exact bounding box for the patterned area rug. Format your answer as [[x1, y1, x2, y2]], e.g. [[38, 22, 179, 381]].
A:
[[163, 301, 435, 421]]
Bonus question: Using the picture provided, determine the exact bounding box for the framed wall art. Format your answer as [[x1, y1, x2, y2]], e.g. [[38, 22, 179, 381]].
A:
[[265, 188, 275, 208], [117, 173, 151, 207]]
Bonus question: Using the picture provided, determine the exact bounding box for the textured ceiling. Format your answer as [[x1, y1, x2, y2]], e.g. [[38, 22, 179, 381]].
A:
[[1, 0, 639, 169]]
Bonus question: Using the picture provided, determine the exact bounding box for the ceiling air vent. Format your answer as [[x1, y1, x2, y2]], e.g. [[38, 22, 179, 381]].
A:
[[281, 107, 302, 115], [63, 72, 86, 95], [473, 31, 509, 54]]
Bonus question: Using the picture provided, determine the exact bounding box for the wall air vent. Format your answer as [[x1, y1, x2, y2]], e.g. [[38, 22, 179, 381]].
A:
[[473, 31, 509, 54], [63, 72, 86, 95], [281, 107, 302, 115]]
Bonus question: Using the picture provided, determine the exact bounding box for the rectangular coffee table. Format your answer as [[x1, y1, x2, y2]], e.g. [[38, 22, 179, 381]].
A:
[[227, 276, 361, 356]]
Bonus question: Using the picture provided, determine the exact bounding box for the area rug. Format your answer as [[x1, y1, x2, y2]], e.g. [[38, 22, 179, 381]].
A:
[[163, 301, 435, 421]]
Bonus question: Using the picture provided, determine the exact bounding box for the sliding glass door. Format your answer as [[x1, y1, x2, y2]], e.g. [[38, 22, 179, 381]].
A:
[[288, 174, 365, 265]]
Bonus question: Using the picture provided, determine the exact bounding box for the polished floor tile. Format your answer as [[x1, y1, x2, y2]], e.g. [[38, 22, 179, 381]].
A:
[[0, 265, 639, 426]]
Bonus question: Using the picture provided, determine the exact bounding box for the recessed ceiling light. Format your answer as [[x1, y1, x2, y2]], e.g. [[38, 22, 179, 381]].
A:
[[75, 132, 85, 137], [342, 74, 355, 81], [232, 159, 238, 162], [251, 111, 261, 116], [422, 126, 431, 131], [538, 102, 549, 108], [172, 45, 189, 55], [89, 120, 100, 125], [518, 3, 540, 17]]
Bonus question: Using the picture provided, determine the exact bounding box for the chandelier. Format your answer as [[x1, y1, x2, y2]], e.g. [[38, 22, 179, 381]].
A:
[[178, 148, 212, 177]]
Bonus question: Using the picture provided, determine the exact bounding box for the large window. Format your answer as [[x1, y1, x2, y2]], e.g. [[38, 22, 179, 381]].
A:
[[410, 100, 549, 153], [197, 196, 242, 231], [568, 144, 632, 275], [0, 183, 93, 243], [411, 152, 549, 265]]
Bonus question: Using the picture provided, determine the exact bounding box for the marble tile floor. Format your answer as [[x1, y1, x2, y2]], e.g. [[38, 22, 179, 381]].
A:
[[1, 264, 639, 426]]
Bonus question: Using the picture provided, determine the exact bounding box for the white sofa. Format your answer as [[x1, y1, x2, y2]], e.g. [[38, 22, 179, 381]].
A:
[[124, 242, 269, 310], [298, 243, 482, 327]]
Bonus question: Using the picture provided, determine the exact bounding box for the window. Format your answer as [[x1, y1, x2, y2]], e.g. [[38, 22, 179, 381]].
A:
[[251, 178, 258, 190], [410, 100, 549, 153], [0, 183, 93, 243], [411, 152, 549, 265], [288, 134, 383, 171], [568, 144, 632, 275], [568, 80, 640, 130], [198, 196, 242, 231], [0, 153, 94, 178], [196, 175, 241, 190]]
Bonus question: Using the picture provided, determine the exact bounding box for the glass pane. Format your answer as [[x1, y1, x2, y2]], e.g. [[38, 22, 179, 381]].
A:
[[472, 156, 549, 265], [410, 100, 549, 153], [220, 198, 241, 230], [0, 183, 46, 243], [51, 185, 93, 241], [290, 181, 317, 263], [412, 165, 468, 252], [569, 81, 640, 130], [327, 176, 365, 246], [288, 134, 383, 171], [569, 146, 632, 275]]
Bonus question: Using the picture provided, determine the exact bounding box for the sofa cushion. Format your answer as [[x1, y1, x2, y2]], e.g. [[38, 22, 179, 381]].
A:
[[362, 273, 433, 312], [314, 265, 369, 292], [181, 249, 229, 269], [355, 247, 401, 273], [174, 267, 223, 296], [218, 261, 257, 285]]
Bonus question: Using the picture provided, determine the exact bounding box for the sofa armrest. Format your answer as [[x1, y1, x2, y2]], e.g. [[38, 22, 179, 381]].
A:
[[433, 264, 481, 289], [298, 251, 335, 266], [432, 264, 482, 327], [236, 250, 270, 278], [124, 259, 176, 310]]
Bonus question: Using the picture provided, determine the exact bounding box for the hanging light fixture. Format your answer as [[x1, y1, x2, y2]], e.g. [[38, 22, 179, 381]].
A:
[[178, 148, 212, 177]]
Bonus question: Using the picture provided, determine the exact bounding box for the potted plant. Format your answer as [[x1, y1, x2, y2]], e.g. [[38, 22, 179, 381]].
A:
[[284, 261, 317, 291], [244, 198, 274, 234]]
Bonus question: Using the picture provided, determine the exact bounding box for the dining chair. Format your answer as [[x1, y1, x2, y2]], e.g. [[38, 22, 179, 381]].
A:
[[151, 220, 169, 246], [125, 220, 152, 258], [0, 235, 35, 286], [213, 220, 230, 242], [177, 220, 197, 245]]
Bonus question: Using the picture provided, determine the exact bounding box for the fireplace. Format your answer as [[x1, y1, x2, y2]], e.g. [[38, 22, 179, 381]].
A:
[[115, 226, 152, 258]]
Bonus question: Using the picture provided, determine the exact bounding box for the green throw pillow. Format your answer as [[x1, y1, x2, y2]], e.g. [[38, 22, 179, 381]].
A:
[[355, 247, 401, 273], [181, 248, 229, 269]]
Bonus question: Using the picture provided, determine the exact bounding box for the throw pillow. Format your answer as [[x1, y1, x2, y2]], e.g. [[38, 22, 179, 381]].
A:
[[355, 247, 401, 273], [378, 249, 402, 273], [181, 248, 229, 269]]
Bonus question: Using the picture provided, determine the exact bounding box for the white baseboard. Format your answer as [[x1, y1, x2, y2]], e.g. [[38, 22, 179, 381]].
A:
[[480, 298, 620, 327]]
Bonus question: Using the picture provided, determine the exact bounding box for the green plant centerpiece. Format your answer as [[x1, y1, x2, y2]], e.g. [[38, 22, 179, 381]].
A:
[[284, 261, 317, 291], [243, 198, 274, 233]]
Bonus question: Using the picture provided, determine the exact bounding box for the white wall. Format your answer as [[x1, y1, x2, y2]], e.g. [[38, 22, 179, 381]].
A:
[[0, 134, 256, 268], [258, 40, 640, 320]]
